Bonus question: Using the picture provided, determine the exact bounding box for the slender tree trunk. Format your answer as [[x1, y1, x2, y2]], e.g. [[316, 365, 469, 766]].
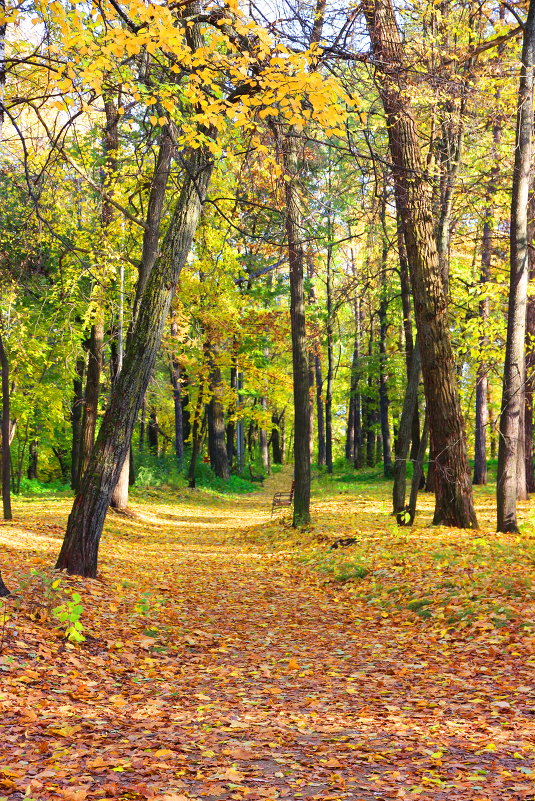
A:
[[474, 120, 501, 484], [170, 360, 184, 464], [315, 355, 326, 466], [363, 0, 477, 528], [78, 322, 104, 483], [0, 569, 9, 597], [71, 356, 85, 490], [188, 385, 205, 489], [27, 438, 38, 480], [379, 196, 392, 477], [497, 0, 535, 532], [148, 410, 159, 454], [393, 340, 421, 514], [397, 207, 421, 463], [399, 411, 429, 526], [0, 333, 12, 520], [206, 345, 229, 480], [226, 360, 237, 469], [524, 182, 535, 491], [56, 140, 214, 576], [139, 400, 146, 452], [260, 396, 269, 472], [275, 124, 311, 526], [325, 238, 334, 474], [271, 412, 283, 464]]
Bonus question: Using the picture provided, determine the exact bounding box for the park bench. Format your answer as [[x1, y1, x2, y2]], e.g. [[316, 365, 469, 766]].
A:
[[249, 465, 265, 484], [271, 480, 295, 516]]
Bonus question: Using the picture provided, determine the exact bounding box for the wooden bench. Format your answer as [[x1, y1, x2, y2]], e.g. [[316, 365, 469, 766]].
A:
[[271, 481, 295, 516], [249, 465, 265, 484]]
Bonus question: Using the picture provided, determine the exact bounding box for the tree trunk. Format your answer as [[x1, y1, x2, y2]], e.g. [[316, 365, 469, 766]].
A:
[[275, 124, 311, 526], [474, 119, 501, 484], [325, 237, 334, 474], [363, 0, 477, 528], [379, 196, 392, 477], [397, 207, 421, 464], [78, 322, 104, 483], [525, 181, 535, 492], [56, 140, 214, 576], [497, 0, 535, 531], [71, 356, 85, 490], [392, 340, 421, 514], [0, 333, 12, 520], [271, 412, 283, 464], [226, 361, 237, 469], [148, 410, 159, 455], [315, 355, 326, 466], [188, 384, 205, 489], [27, 438, 38, 480], [260, 396, 269, 472], [0, 569, 9, 597], [170, 360, 184, 464], [206, 345, 229, 481]]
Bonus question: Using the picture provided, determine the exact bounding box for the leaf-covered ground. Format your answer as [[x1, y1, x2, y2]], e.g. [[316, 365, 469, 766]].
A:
[[1, 469, 535, 801]]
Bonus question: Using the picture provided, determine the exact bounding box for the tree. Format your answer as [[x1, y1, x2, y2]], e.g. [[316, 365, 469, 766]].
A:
[[497, 0, 535, 532], [0, 331, 12, 520], [362, 0, 477, 528]]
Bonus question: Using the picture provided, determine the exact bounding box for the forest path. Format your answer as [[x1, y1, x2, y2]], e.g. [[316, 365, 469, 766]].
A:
[[0, 480, 534, 800]]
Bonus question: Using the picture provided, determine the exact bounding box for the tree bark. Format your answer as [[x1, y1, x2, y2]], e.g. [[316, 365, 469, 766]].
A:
[[271, 411, 283, 464], [71, 356, 85, 490], [275, 125, 311, 526], [147, 410, 159, 454], [56, 141, 214, 576], [525, 184, 535, 492], [0, 332, 12, 520], [497, 0, 535, 531], [379, 196, 392, 477], [363, 0, 477, 528], [392, 339, 421, 514], [170, 360, 184, 464], [474, 119, 501, 485], [78, 322, 104, 483], [206, 344, 229, 480], [315, 354, 326, 466]]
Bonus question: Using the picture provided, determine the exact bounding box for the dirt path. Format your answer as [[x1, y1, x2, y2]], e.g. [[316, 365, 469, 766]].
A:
[[0, 479, 534, 800]]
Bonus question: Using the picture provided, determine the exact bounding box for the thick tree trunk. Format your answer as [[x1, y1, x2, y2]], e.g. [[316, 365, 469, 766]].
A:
[[276, 125, 311, 526], [392, 340, 421, 514], [363, 0, 477, 528], [0, 333, 12, 520], [56, 142, 214, 576], [78, 322, 104, 483], [71, 356, 85, 490], [497, 0, 535, 531]]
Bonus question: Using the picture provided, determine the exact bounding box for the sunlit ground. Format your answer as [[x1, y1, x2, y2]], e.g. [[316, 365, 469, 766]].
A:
[[0, 469, 534, 800]]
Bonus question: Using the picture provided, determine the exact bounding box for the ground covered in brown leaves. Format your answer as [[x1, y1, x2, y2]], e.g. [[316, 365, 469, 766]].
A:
[[1, 468, 535, 801]]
